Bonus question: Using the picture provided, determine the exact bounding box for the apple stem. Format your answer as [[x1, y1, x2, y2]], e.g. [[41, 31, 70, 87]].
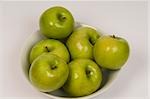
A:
[[60, 15, 66, 21], [51, 65, 57, 70], [86, 70, 91, 77], [112, 35, 116, 38], [45, 46, 50, 52], [110, 35, 116, 38]]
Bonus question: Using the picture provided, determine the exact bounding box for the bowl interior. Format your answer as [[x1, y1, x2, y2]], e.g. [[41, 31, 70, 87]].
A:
[[20, 23, 120, 99]]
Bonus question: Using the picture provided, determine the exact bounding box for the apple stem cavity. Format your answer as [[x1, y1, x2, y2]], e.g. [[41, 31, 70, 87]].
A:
[[89, 38, 94, 45]]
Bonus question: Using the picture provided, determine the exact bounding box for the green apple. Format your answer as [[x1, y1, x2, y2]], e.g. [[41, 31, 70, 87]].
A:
[[63, 59, 102, 96], [29, 39, 70, 64], [66, 27, 100, 59], [29, 53, 69, 92], [93, 35, 130, 70], [39, 6, 74, 39]]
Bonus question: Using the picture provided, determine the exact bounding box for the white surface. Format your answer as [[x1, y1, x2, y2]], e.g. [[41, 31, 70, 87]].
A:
[[0, 1, 148, 99]]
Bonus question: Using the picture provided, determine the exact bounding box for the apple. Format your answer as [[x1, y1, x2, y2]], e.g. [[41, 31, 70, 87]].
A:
[[66, 27, 100, 59], [63, 59, 102, 96], [39, 6, 74, 39], [29, 39, 70, 64], [93, 35, 130, 70], [29, 53, 69, 92]]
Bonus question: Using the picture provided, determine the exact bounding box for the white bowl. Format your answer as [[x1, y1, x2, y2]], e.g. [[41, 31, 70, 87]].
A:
[[20, 22, 121, 99]]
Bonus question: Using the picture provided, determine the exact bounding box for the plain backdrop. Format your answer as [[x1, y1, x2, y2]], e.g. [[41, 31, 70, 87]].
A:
[[0, 1, 148, 99]]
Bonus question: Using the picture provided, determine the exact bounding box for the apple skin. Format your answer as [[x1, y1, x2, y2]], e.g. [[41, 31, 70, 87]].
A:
[[29, 53, 69, 92], [63, 59, 102, 96], [93, 35, 130, 70], [29, 39, 70, 64], [39, 6, 74, 39], [66, 27, 100, 60]]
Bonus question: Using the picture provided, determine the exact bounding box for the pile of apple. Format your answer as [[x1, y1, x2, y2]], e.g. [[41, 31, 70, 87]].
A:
[[28, 6, 130, 97]]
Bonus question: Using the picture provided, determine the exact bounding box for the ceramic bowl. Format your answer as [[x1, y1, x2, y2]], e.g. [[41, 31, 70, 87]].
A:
[[20, 22, 121, 99]]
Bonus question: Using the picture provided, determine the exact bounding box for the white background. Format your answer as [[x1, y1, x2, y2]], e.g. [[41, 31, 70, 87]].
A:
[[0, 1, 148, 99]]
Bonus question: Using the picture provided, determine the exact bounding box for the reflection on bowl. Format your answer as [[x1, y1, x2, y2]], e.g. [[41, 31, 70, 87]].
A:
[[20, 22, 121, 99]]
